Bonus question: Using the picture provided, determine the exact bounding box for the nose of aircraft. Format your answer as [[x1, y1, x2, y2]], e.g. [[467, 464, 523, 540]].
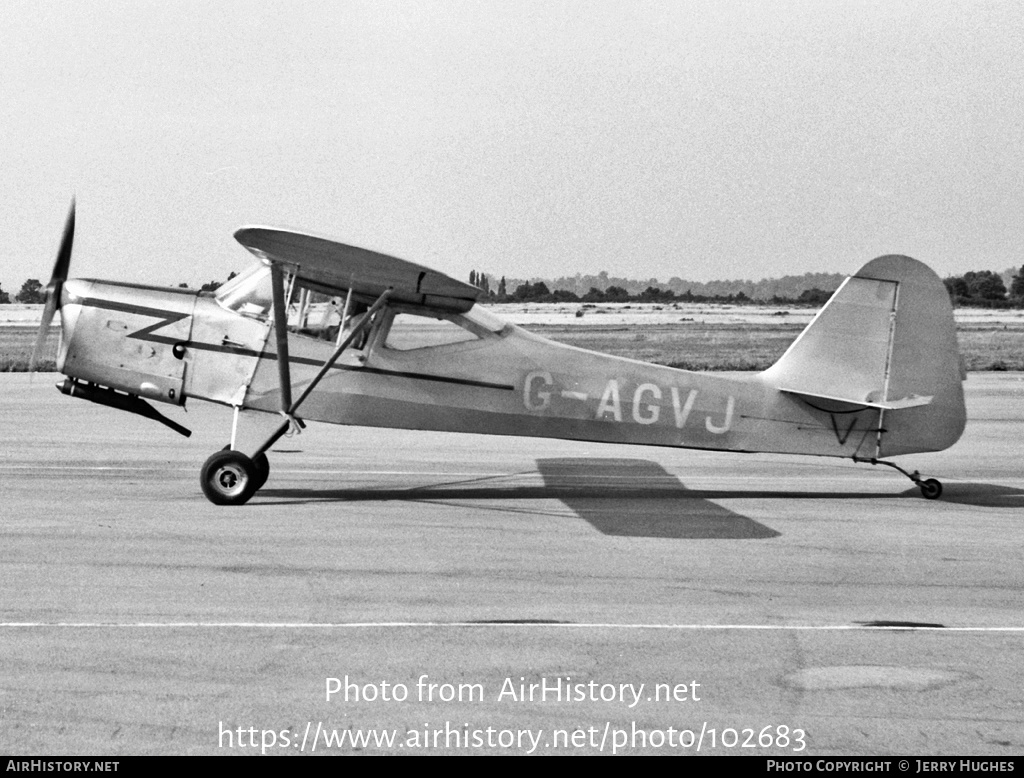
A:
[[60, 278, 92, 305], [54, 278, 93, 369], [60, 278, 92, 306]]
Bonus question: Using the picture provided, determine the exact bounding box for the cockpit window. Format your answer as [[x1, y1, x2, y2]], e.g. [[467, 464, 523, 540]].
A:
[[462, 305, 507, 333], [384, 312, 482, 351], [215, 263, 274, 319]]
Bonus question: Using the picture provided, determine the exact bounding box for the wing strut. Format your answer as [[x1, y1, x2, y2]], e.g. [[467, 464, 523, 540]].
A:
[[269, 263, 294, 412], [251, 288, 392, 458]]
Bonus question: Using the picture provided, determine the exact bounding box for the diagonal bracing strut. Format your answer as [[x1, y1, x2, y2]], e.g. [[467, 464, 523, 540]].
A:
[[251, 288, 392, 458]]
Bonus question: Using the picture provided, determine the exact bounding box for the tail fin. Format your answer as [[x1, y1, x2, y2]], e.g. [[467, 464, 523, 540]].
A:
[[761, 255, 965, 456]]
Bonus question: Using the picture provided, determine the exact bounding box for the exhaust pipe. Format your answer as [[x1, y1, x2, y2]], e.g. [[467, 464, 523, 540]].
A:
[[58, 378, 192, 437]]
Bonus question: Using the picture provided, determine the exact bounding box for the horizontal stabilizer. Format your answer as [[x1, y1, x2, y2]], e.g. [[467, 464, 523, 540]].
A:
[[779, 388, 933, 411], [235, 227, 482, 312]]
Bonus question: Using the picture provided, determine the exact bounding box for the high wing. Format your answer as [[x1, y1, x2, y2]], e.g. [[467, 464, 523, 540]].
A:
[[234, 227, 482, 312]]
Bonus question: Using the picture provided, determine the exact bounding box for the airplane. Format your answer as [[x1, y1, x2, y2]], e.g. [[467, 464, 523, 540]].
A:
[[33, 201, 966, 505]]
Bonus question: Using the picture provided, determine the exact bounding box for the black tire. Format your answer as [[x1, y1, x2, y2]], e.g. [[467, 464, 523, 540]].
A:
[[219, 445, 270, 493], [201, 450, 258, 505], [919, 478, 942, 500], [251, 452, 270, 492]]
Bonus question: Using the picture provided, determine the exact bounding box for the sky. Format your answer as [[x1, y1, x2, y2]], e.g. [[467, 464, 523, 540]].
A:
[[2, 0, 1023, 293]]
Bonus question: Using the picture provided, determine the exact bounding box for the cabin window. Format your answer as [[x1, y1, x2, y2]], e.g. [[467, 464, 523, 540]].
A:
[[384, 312, 481, 351], [287, 285, 345, 341]]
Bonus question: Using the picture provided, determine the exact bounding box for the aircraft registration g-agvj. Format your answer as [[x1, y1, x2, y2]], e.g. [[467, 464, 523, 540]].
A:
[[33, 201, 966, 505]]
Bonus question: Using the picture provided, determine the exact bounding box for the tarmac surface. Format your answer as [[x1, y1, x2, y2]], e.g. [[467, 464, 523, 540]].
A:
[[1, 372, 1022, 755]]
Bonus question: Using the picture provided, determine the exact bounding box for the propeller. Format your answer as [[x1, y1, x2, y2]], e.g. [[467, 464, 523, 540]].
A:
[[30, 199, 75, 373]]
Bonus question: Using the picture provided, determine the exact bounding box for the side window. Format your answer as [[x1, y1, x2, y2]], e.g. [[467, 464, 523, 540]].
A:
[[384, 312, 481, 351]]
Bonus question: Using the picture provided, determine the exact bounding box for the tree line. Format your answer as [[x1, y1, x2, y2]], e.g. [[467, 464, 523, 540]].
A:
[[474, 270, 849, 303], [478, 278, 834, 306], [467, 265, 1024, 306], [0, 278, 47, 304], [4, 265, 1023, 307], [943, 268, 1024, 307]]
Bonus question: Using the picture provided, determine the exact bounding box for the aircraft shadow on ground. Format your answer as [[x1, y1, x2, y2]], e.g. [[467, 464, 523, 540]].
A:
[[258, 460, 1024, 538], [259, 457, 781, 539], [533, 458, 779, 539]]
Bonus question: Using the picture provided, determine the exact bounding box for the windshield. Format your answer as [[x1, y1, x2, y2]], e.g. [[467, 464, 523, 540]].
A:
[[463, 304, 507, 333], [215, 263, 274, 319]]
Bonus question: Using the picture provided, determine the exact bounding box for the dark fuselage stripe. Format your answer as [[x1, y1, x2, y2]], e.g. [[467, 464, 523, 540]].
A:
[[73, 296, 515, 391], [345, 366, 513, 390]]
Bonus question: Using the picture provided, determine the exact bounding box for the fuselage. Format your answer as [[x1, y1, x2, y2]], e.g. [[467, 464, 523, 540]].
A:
[[57, 275, 907, 462]]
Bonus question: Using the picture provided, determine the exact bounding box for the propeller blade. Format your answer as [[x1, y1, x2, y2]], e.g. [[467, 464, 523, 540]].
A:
[[30, 199, 76, 374], [51, 198, 76, 291], [29, 295, 58, 373]]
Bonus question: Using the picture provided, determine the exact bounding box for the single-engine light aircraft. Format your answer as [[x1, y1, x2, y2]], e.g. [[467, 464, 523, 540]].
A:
[[34, 201, 966, 505]]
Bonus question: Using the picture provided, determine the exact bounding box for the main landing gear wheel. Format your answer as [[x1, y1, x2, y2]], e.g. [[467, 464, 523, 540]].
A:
[[918, 478, 942, 500], [201, 450, 258, 505], [218, 446, 270, 493]]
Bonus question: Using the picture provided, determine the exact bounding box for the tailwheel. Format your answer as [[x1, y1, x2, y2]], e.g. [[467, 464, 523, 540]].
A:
[[201, 450, 258, 505], [918, 478, 942, 501], [859, 458, 945, 501]]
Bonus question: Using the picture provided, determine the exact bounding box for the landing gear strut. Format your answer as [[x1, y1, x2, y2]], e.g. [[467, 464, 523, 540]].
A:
[[198, 287, 392, 506], [862, 458, 943, 500]]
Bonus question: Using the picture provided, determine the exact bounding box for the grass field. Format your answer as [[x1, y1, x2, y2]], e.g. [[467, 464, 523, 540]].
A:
[[524, 322, 805, 371], [528, 322, 1024, 371], [955, 325, 1024, 371], [0, 327, 58, 372], [5, 320, 1023, 372]]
